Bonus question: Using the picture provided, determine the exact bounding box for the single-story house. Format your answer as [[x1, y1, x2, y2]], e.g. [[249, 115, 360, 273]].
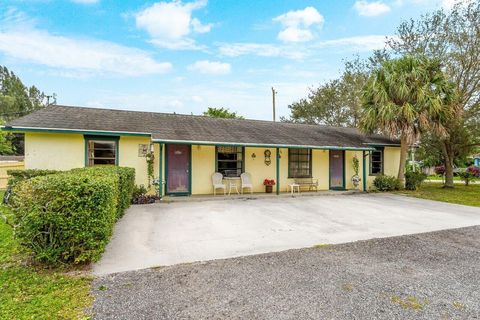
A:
[[2, 105, 401, 195]]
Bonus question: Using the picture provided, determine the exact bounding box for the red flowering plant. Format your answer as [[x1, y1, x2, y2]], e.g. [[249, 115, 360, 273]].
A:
[[434, 165, 446, 175], [458, 166, 480, 186], [263, 179, 276, 186]]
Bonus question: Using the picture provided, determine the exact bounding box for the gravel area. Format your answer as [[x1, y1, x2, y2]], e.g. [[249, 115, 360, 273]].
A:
[[92, 226, 480, 319]]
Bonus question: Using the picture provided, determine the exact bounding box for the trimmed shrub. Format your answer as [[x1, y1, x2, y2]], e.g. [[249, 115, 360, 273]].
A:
[[72, 167, 135, 218], [405, 171, 427, 190], [9, 171, 118, 264], [373, 175, 401, 191], [7, 169, 58, 187]]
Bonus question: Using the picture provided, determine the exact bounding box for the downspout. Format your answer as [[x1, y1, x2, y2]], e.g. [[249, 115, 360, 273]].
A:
[[276, 147, 280, 195], [362, 150, 367, 192]]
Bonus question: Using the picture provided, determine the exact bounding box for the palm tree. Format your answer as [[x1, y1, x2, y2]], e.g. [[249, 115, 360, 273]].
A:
[[360, 55, 457, 186]]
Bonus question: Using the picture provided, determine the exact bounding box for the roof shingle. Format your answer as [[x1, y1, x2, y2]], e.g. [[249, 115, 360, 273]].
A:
[[5, 105, 399, 149]]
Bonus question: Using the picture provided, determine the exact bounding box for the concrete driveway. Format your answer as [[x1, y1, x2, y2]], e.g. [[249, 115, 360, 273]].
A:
[[93, 194, 480, 275]]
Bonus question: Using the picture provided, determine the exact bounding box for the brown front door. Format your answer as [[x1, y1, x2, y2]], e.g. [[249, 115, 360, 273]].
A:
[[166, 144, 190, 195], [329, 150, 345, 190]]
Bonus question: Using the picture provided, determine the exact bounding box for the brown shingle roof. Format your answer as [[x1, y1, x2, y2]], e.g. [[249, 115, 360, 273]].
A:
[[5, 105, 399, 149]]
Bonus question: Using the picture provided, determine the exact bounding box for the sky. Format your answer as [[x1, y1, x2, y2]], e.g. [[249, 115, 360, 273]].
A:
[[0, 0, 459, 120]]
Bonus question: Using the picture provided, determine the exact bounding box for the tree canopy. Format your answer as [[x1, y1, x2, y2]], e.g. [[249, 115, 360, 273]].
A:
[[0, 66, 50, 154], [360, 55, 457, 183], [203, 107, 244, 119], [386, 1, 480, 187]]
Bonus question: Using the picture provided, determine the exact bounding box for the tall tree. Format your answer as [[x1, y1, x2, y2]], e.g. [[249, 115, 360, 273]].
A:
[[0, 66, 49, 154], [360, 55, 457, 185], [203, 107, 244, 119], [283, 55, 385, 127], [0, 119, 14, 155], [386, 1, 480, 187]]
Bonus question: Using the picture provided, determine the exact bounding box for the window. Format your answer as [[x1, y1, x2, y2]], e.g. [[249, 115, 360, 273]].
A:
[[86, 137, 118, 166], [216, 146, 243, 177], [288, 148, 312, 178], [370, 148, 383, 175]]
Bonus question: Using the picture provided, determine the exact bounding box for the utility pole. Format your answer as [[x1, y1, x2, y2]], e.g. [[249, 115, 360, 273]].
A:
[[271, 87, 277, 122]]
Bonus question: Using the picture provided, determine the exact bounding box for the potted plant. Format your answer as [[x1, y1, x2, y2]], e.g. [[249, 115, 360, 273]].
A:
[[351, 155, 361, 189], [263, 179, 275, 193]]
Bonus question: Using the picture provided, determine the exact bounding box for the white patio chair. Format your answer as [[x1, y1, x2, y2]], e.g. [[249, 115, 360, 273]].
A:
[[240, 172, 253, 194], [212, 172, 226, 196]]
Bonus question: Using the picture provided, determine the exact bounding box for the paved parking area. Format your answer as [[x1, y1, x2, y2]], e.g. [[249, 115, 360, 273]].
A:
[[93, 193, 480, 275], [93, 226, 480, 319]]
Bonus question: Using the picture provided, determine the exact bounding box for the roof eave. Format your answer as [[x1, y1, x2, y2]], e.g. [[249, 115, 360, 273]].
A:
[[151, 138, 375, 151], [1, 126, 151, 137]]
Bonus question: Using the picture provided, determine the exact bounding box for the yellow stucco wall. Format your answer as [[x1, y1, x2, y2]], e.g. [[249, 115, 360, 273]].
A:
[[25, 133, 84, 170], [24, 134, 400, 194], [25, 132, 153, 187], [244, 147, 277, 193], [345, 150, 366, 191], [118, 136, 152, 187], [191, 145, 216, 194], [366, 147, 401, 189]]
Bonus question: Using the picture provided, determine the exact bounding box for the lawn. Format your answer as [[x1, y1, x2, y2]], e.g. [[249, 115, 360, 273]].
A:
[[0, 191, 93, 320], [398, 183, 480, 207]]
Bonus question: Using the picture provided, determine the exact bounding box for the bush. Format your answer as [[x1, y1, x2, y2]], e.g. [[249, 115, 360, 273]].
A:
[[9, 171, 118, 264], [8, 166, 135, 264], [405, 171, 427, 190], [373, 175, 401, 191], [434, 165, 445, 175], [71, 167, 135, 218], [7, 169, 58, 187], [458, 166, 480, 186], [132, 184, 157, 204]]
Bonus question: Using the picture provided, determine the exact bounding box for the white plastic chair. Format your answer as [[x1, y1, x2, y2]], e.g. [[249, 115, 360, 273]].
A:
[[240, 172, 253, 194], [212, 172, 226, 196]]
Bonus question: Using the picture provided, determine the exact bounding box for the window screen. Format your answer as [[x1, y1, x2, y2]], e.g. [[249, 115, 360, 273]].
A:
[[216, 146, 243, 177], [288, 148, 312, 178]]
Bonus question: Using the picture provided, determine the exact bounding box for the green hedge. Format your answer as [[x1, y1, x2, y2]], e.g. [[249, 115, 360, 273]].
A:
[[71, 167, 135, 218], [8, 166, 135, 264], [7, 169, 59, 187], [373, 175, 401, 191]]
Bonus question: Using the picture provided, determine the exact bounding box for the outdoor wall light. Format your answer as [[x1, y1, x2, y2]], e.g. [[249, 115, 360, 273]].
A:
[[251, 153, 256, 159]]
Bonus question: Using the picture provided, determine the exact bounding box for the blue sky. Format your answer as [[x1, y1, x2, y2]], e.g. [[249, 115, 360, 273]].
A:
[[0, 0, 455, 120]]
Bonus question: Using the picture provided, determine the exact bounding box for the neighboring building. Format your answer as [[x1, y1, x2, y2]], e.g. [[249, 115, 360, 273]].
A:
[[2, 105, 401, 195], [0, 156, 24, 190], [474, 155, 480, 167]]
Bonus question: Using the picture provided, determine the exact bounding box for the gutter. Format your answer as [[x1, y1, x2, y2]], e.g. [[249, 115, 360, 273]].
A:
[[152, 138, 376, 151], [1, 126, 151, 137]]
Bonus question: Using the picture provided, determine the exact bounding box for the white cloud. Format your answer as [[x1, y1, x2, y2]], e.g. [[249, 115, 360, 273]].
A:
[[71, 0, 99, 4], [394, 0, 470, 9], [353, 1, 391, 16], [315, 35, 390, 51], [0, 26, 172, 77], [135, 0, 212, 50], [273, 7, 324, 43], [218, 43, 308, 60], [187, 60, 231, 75]]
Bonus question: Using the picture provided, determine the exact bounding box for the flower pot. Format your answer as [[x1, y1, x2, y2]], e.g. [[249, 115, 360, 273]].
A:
[[265, 185, 273, 193]]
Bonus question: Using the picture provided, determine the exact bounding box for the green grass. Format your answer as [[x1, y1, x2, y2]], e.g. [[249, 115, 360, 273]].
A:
[[398, 183, 480, 207], [426, 175, 461, 181], [0, 191, 93, 319]]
